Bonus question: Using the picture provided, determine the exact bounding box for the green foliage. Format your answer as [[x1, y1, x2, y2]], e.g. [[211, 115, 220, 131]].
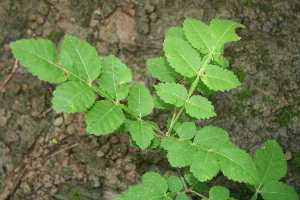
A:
[[10, 18, 298, 200]]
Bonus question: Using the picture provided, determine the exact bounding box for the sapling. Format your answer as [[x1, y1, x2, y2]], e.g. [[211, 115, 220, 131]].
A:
[[10, 18, 298, 200]]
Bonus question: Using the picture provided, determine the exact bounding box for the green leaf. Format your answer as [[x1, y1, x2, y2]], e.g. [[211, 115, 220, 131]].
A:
[[167, 175, 183, 192], [197, 79, 216, 95], [167, 140, 197, 167], [215, 148, 258, 185], [254, 140, 287, 187], [190, 149, 220, 182], [128, 82, 154, 117], [143, 172, 168, 195], [210, 19, 245, 51], [10, 38, 66, 83], [201, 65, 241, 91], [153, 94, 174, 110], [185, 95, 216, 119], [113, 185, 162, 200], [209, 186, 230, 200], [86, 101, 125, 136], [146, 57, 182, 82], [154, 83, 188, 107], [213, 53, 229, 68], [183, 18, 244, 54], [194, 126, 229, 147], [183, 169, 210, 193], [175, 193, 189, 200], [175, 122, 197, 140], [161, 136, 177, 150], [52, 81, 95, 113], [60, 35, 102, 83], [260, 181, 299, 200], [165, 27, 187, 41], [163, 36, 201, 77], [98, 55, 132, 101], [129, 121, 154, 149]]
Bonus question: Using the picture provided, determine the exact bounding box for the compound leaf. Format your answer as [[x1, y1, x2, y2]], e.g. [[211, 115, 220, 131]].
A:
[[128, 82, 154, 117], [201, 65, 240, 91], [52, 81, 95, 113], [215, 148, 258, 185], [260, 181, 299, 200], [194, 126, 229, 147], [209, 186, 230, 200], [190, 150, 220, 182], [86, 101, 125, 136], [10, 38, 66, 83], [98, 55, 132, 101], [164, 36, 201, 77], [154, 83, 188, 107], [146, 57, 182, 82], [167, 140, 197, 167], [129, 121, 154, 149], [167, 175, 183, 192], [143, 172, 168, 195], [60, 35, 102, 83], [185, 95, 216, 119], [254, 140, 287, 187]]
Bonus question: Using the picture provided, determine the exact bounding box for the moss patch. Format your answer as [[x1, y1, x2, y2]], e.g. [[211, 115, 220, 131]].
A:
[[236, 89, 258, 101]]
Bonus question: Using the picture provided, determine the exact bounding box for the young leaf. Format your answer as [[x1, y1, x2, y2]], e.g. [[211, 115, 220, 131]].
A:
[[260, 181, 299, 200], [190, 150, 220, 182], [185, 95, 216, 119], [165, 27, 187, 41], [98, 55, 132, 101], [143, 172, 168, 195], [193, 126, 229, 147], [201, 65, 241, 91], [86, 101, 125, 136], [60, 35, 102, 83], [10, 38, 66, 83], [167, 140, 197, 167], [175, 121, 197, 140], [146, 57, 182, 82], [52, 81, 95, 113], [128, 82, 154, 117], [215, 148, 258, 185], [183, 18, 244, 54], [209, 186, 230, 200], [154, 82, 188, 107], [129, 121, 154, 149], [167, 175, 183, 192], [163, 36, 201, 77], [254, 140, 287, 187]]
